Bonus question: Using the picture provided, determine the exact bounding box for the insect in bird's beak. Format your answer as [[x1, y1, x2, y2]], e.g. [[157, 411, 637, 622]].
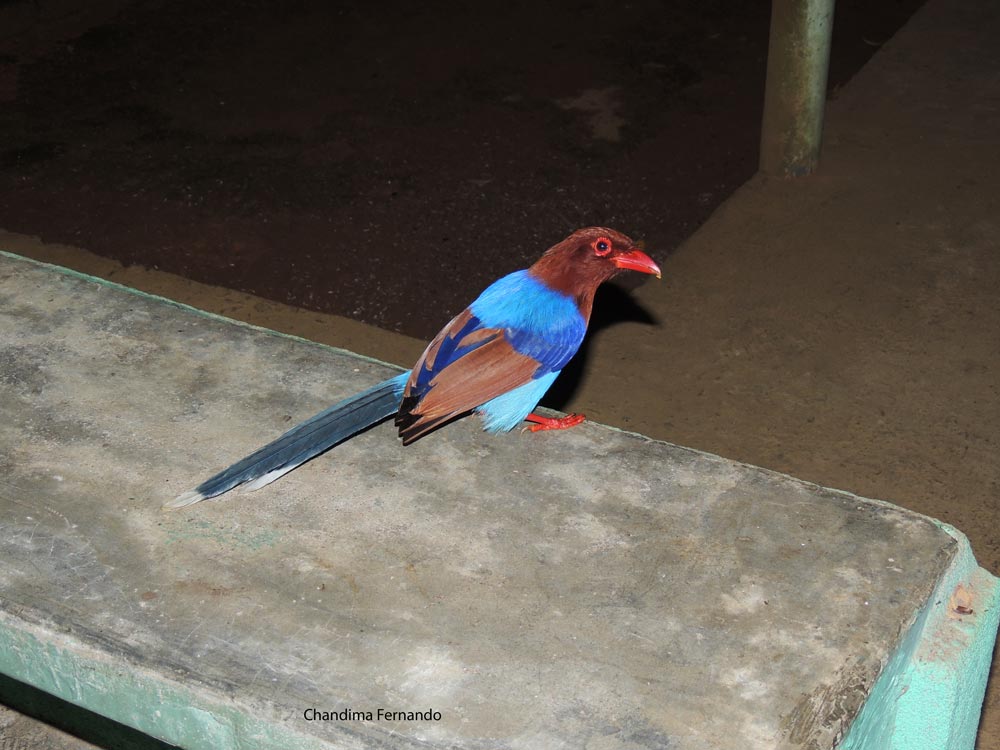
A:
[[613, 248, 662, 278]]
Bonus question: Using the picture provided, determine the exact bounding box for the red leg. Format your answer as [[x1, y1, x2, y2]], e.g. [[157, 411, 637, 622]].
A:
[[524, 412, 586, 433]]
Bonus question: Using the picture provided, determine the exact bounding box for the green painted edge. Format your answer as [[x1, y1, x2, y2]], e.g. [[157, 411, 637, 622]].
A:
[[0, 249, 407, 376], [839, 523, 1000, 750], [0, 608, 332, 750]]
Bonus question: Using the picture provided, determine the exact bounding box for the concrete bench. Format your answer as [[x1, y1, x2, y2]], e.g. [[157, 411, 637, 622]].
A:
[[1, 252, 997, 749]]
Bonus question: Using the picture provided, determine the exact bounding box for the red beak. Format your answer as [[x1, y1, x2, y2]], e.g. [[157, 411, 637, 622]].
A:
[[613, 248, 661, 278]]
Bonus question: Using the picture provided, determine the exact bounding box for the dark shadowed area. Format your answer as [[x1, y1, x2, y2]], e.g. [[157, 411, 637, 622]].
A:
[[0, 0, 923, 339]]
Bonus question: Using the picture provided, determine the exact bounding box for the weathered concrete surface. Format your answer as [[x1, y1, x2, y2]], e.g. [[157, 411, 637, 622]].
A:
[[0, 253, 965, 749]]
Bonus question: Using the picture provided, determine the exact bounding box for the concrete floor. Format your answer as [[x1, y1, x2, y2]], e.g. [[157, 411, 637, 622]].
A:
[[1, 0, 998, 746]]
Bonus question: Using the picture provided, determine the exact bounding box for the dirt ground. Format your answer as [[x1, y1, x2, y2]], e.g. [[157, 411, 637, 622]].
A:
[[0, 0, 922, 340], [3, 0, 999, 748]]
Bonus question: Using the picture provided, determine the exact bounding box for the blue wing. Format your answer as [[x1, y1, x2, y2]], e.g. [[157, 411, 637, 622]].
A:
[[396, 270, 586, 442]]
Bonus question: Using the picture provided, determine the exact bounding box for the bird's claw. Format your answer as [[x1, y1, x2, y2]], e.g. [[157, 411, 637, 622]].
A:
[[524, 412, 586, 433]]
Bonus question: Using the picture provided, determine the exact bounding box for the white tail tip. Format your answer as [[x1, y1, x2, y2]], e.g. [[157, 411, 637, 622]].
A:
[[163, 489, 207, 510], [243, 464, 296, 492]]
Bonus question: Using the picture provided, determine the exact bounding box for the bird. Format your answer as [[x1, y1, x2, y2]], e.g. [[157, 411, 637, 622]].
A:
[[166, 227, 660, 508]]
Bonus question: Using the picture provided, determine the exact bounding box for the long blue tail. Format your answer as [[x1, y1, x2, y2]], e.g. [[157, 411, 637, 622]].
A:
[[165, 373, 408, 508]]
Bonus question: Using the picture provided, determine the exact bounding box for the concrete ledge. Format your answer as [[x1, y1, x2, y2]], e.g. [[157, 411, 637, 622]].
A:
[[841, 523, 1000, 750], [1, 251, 996, 749]]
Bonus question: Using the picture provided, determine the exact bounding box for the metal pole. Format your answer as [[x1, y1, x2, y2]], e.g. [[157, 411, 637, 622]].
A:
[[759, 0, 836, 177]]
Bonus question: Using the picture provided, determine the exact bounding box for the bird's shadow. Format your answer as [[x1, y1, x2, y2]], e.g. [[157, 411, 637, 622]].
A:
[[541, 281, 659, 410]]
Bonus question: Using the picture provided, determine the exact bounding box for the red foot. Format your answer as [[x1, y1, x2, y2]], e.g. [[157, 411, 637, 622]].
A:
[[524, 412, 586, 433]]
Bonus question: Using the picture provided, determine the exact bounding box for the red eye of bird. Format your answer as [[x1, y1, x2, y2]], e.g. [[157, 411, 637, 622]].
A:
[[593, 238, 612, 257]]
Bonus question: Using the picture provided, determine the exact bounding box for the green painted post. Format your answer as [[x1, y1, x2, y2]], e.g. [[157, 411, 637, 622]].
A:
[[760, 0, 836, 176]]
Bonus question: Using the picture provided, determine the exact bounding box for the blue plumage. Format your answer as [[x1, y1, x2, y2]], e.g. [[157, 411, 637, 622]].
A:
[[168, 226, 659, 507], [401, 270, 584, 428], [477, 371, 561, 432], [470, 270, 586, 375]]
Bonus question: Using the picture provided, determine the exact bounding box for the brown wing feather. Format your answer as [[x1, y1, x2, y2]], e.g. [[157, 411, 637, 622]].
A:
[[405, 309, 474, 393], [397, 335, 539, 444]]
